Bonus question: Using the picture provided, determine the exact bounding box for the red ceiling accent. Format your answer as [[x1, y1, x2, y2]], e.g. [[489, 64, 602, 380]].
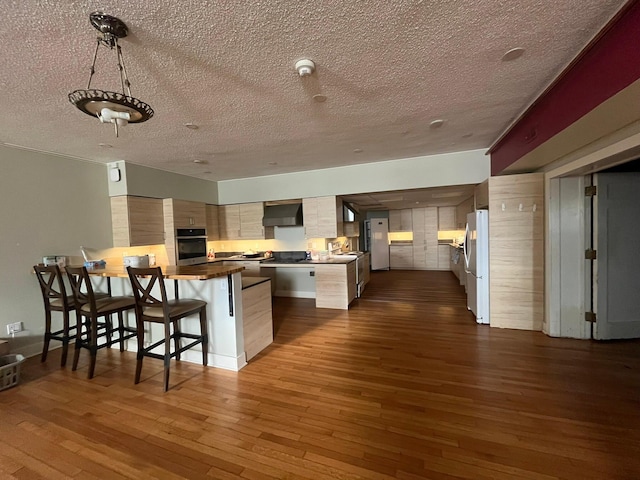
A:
[[490, 1, 640, 175]]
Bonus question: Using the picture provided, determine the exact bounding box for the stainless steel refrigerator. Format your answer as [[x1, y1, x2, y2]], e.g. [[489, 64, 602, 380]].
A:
[[365, 218, 390, 270], [464, 210, 490, 324]]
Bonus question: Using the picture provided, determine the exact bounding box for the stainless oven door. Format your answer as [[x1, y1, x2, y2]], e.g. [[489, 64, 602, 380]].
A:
[[176, 236, 207, 265]]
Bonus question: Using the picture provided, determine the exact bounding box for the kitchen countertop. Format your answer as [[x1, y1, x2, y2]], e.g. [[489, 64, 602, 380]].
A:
[[84, 264, 244, 280], [259, 257, 356, 267]]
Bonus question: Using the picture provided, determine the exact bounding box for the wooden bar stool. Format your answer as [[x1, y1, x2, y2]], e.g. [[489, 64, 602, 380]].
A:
[[127, 266, 208, 392], [65, 266, 136, 379], [33, 265, 77, 367]]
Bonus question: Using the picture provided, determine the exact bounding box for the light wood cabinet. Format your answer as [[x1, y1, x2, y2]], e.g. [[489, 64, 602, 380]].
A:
[[488, 173, 544, 331], [219, 202, 270, 240], [475, 180, 489, 209], [437, 206, 456, 230], [110, 196, 164, 247], [362, 252, 370, 285], [163, 199, 206, 229], [315, 262, 356, 309], [390, 244, 413, 269], [455, 196, 475, 228], [343, 221, 360, 237], [206, 204, 219, 241], [389, 209, 412, 232], [411, 207, 438, 270], [303, 196, 343, 238], [437, 245, 450, 271], [241, 280, 273, 361], [219, 204, 241, 239]]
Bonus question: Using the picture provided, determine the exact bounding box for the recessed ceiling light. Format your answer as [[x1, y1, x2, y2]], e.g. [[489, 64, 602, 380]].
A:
[[415, 201, 420, 204], [184, 123, 199, 130], [98, 143, 112, 148], [353, 148, 363, 154], [502, 47, 525, 62], [430, 119, 445, 129], [193, 159, 208, 164], [313, 94, 327, 103]]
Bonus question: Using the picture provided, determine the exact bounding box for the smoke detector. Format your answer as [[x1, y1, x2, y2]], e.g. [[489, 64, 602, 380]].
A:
[[295, 59, 315, 77]]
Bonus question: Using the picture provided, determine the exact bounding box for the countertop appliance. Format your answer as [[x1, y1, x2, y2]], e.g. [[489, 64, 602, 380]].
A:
[[366, 219, 390, 270], [175, 228, 207, 266], [464, 210, 489, 324]]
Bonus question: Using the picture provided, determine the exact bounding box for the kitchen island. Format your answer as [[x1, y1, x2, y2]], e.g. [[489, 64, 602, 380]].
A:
[[86, 264, 269, 371]]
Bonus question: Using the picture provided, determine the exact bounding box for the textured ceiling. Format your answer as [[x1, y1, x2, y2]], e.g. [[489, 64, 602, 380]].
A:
[[0, 0, 628, 186]]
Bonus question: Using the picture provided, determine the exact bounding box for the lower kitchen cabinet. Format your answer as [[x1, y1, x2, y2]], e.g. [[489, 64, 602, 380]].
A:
[[437, 244, 451, 271], [315, 262, 356, 309], [390, 244, 413, 269], [241, 279, 273, 361]]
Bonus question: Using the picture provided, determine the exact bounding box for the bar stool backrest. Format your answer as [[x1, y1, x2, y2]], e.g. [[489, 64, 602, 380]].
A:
[[127, 267, 170, 319], [33, 265, 69, 310], [65, 266, 97, 314]]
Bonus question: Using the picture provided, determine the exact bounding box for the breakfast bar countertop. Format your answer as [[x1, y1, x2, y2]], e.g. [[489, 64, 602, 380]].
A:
[[83, 264, 244, 280]]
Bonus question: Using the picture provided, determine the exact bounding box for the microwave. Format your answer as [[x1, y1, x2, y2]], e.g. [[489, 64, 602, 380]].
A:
[[175, 228, 207, 266]]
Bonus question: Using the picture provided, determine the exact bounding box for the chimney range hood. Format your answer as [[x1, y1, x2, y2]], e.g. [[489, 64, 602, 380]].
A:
[[262, 203, 303, 227]]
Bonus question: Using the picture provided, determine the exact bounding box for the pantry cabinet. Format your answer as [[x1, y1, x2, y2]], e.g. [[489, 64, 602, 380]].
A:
[[111, 196, 164, 247], [303, 196, 343, 238], [411, 207, 438, 270], [389, 209, 413, 232]]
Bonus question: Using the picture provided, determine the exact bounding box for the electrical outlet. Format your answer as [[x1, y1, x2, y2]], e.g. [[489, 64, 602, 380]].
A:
[[6, 322, 22, 335]]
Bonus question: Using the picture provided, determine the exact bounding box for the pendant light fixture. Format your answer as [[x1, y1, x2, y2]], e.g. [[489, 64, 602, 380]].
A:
[[68, 12, 154, 137]]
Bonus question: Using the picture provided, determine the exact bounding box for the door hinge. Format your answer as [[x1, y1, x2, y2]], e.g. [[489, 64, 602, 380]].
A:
[[585, 312, 597, 323], [585, 185, 597, 197], [585, 249, 597, 260]]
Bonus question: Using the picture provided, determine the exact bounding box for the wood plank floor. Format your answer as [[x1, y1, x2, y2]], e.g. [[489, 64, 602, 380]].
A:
[[3, 270, 640, 479]]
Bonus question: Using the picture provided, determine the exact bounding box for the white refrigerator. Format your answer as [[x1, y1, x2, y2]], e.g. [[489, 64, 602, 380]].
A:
[[366, 218, 390, 270], [464, 210, 490, 324]]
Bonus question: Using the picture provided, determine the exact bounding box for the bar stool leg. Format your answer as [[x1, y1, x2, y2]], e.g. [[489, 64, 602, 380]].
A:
[[174, 319, 181, 361], [60, 309, 71, 367], [163, 321, 171, 392], [41, 309, 52, 363], [117, 312, 125, 352], [87, 314, 99, 379], [200, 309, 208, 367], [72, 313, 84, 372]]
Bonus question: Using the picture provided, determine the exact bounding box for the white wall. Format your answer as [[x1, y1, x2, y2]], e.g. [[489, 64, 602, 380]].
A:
[[0, 145, 112, 356], [217, 149, 489, 204]]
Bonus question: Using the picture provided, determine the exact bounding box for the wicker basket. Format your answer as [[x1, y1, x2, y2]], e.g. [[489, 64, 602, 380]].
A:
[[0, 354, 25, 391]]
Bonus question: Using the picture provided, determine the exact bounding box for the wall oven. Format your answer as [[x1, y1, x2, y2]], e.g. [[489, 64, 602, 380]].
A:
[[176, 228, 207, 266]]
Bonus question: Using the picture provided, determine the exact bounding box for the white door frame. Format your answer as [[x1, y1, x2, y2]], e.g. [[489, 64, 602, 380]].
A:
[[544, 126, 640, 338]]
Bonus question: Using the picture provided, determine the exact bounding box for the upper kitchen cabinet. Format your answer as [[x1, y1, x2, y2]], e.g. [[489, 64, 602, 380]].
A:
[[475, 180, 489, 209], [389, 209, 412, 232], [437, 207, 456, 230], [219, 204, 241, 239], [219, 202, 272, 240], [111, 196, 164, 247], [303, 196, 343, 238], [343, 222, 360, 237], [455, 196, 475, 228], [206, 204, 219, 241], [163, 198, 206, 230]]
